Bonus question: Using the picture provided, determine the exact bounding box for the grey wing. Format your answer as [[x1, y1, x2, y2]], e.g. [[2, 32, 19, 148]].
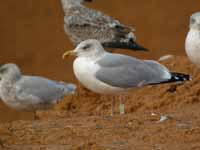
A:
[[143, 60, 171, 77], [15, 76, 72, 103], [64, 6, 134, 45], [95, 54, 171, 88]]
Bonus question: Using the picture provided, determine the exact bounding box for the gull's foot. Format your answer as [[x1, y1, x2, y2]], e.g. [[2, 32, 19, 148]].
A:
[[119, 103, 125, 115]]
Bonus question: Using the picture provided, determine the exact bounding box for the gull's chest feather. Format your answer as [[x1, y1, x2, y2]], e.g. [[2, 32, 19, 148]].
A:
[[186, 30, 200, 67], [73, 57, 124, 94], [73, 58, 99, 86]]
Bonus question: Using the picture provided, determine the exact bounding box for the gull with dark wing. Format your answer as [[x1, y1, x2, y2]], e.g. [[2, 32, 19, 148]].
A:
[[63, 39, 190, 115], [60, 0, 148, 51], [0, 64, 76, 116]]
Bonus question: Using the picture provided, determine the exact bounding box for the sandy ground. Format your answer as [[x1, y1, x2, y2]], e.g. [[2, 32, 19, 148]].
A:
[[0, 0, 200, 149]]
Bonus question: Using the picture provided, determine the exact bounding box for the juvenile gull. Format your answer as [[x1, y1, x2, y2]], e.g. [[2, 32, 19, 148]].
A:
[[185, 12, 200, 67], [63, 39, 190, 115], [0, 64, 76, 113], [60, 0, 148, 51]]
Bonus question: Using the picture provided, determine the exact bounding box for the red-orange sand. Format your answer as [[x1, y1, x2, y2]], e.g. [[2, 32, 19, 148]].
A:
[[0, 0, 200, 149]]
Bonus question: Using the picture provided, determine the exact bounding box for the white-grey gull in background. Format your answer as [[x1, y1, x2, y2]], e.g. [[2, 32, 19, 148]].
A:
[[62, 39, 190, 115], [0, 64, 76, 116], [60, 0, 148, 51], [185, 12, 200, 68]]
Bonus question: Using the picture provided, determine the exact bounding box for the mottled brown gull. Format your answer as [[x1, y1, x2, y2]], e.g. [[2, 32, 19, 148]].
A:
[[60, 0, 148, 51]]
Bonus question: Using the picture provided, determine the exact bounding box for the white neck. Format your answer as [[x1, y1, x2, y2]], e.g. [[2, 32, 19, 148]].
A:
[[186, 29, 200, 48], [185, 29, 200, 67]]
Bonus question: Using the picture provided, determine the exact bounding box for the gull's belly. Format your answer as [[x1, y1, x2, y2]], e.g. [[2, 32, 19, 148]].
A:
[[0, 82, 53, 111], [73, 58, 124, 94], [185, 30, 200, 67], [0, 83, 20, 110]]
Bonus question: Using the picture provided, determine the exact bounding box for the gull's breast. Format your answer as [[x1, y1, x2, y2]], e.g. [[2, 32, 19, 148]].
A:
[[185, 30, 200, 67], [73, 57, 124, 94]]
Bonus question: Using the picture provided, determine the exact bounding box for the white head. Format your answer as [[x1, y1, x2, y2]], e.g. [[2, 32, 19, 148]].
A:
[[189, 12, 200, 30], [63, 39, 106, 59], [0, 64, 21, 83]]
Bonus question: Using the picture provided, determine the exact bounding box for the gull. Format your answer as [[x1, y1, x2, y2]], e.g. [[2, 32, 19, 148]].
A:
[[62, 39, 190, 115], [185, 12, 200, 68], [0, 64, 76, 116], [60, 0, 148, 51]]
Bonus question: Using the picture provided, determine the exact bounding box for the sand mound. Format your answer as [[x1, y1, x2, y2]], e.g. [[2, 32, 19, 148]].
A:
[[0, 56, 200, 150]]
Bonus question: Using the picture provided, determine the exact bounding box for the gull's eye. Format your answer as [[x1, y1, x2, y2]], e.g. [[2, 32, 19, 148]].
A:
[[190, 18, 196, 24], [0, 67, 7, 74], [82, 44, 91, 50]]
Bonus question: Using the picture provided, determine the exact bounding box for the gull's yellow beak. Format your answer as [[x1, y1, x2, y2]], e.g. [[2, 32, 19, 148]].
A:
[[62, 50, 76, 59]]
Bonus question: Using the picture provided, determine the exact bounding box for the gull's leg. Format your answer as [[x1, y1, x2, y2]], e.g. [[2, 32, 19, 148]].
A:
[[119, 95, 125, 115], [34, 111, 39, 120], [110, 97, 115, 116]]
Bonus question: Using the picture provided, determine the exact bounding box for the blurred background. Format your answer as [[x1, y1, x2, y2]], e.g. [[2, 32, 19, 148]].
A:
[[0, 0, 199, 121]]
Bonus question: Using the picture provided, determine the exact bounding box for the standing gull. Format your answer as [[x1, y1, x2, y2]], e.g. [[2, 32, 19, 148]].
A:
[[0, 64, 76, 114], [60, 0, 148, 51], [63, 39, 190, 115], [185, 12, 200, 67]]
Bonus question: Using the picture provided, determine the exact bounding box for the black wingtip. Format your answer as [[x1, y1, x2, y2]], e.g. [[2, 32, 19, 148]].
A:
[[102, 41, 149, 51], [84, 0, 93, 2], [149, 72, 191, 86], [170, 72, 191, 82], [129, 41, 149, 51]]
